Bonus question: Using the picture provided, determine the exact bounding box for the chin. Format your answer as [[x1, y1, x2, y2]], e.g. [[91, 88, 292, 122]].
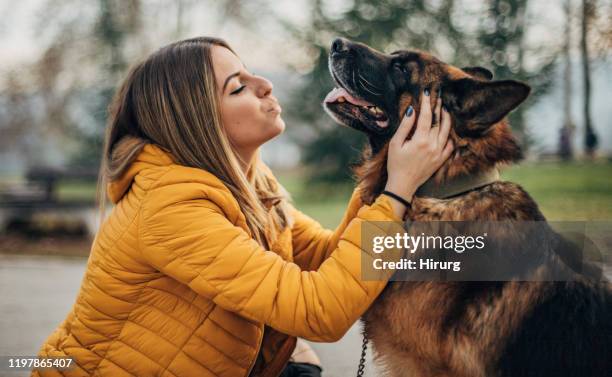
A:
[[259, 119, 285, 145], [271, 117, 286, 135]]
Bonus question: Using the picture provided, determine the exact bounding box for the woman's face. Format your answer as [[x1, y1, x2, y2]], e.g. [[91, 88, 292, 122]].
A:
[[211, 45, 285, 159]]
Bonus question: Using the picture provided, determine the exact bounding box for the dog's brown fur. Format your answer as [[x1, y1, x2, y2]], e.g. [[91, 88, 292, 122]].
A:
[[353, 121, 524, 210], [324, 38, 611, 377]]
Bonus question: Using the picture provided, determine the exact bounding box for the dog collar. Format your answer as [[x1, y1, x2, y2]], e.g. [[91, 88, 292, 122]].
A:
[[416, 167, 500, 199]]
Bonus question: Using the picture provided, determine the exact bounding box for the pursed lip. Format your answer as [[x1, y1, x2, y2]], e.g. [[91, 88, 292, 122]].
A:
[[266, 99, 282, 114]]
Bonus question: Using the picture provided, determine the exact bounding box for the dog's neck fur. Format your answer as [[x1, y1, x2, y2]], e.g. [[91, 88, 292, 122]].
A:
[[353, 121, 522, 204]]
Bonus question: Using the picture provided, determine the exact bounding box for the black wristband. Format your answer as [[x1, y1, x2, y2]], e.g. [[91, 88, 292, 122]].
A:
[[381, 190, 412, 209]]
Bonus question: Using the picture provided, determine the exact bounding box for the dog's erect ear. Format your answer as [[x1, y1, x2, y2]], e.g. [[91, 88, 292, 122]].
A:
[[461, 66, 493, 81], [443, 77, 530, 132]]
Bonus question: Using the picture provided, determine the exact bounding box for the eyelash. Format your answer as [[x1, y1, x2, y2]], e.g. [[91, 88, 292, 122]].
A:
[[230, 85, 246, 95]]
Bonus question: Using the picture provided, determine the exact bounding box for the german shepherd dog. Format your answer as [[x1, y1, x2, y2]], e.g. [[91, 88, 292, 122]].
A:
[[323, 38, 612, 377]]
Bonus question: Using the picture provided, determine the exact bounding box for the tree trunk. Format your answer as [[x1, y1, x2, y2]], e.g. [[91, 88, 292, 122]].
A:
[[559, 0, 575, 160], [581, 0, 598, 157]]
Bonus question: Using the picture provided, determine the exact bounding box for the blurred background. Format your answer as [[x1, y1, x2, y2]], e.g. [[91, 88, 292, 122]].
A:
[[0, 0, 611, 376]]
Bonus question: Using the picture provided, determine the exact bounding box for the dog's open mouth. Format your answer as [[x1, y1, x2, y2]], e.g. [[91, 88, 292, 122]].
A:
[[324, 86, 389, 130]]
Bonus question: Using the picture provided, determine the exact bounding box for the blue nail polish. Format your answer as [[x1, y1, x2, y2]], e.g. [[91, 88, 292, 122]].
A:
[[424, 88, 430, 96], [405, 106, 413, 117]]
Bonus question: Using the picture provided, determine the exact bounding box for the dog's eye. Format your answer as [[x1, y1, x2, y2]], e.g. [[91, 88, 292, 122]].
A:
[[393, 62, 408, 74]]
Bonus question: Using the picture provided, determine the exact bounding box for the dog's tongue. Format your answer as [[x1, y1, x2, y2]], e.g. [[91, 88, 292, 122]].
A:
[[324, 87, 372, 107]]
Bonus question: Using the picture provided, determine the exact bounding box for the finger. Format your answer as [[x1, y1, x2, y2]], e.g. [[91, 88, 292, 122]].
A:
[[437, 104, 452, 147], [390, 105, 416, 145], [441, 138, 454, 161], [414, 88, 433, 138], [429, 96, 442, 139], [433, 95, 441, 128]]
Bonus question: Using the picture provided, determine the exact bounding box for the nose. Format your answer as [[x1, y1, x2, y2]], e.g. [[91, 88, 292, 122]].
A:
[[331, 37, 350, 54], [255, 76, 273, 98]]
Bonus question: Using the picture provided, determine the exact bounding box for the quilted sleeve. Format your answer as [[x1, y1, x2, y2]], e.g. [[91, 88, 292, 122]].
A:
[[291, 186, 365, 271], [139, 188, 406, 343]]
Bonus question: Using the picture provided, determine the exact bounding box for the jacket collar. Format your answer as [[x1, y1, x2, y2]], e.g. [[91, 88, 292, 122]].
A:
[[107, 143, 176, 204], [106, 143, 292, 253]]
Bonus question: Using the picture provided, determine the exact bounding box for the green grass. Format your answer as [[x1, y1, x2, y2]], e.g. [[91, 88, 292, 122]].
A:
[[278, 161, 612, 228], [276, 170, 354, 229], [500, 161, 612, 221], [56, 182, 99, 201], [45, 162, 612, 229]]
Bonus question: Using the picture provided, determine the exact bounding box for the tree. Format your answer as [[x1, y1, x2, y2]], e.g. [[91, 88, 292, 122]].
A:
[[0, 74, 39, 168], [476, 0, 558, 148], [559, 0, 576, 160], [581, 0, 599, 157]]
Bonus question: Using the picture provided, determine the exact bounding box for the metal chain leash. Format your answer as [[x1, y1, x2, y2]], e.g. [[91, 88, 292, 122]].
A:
[[356, 328, 369, 377], [356, 216, 409, 377]]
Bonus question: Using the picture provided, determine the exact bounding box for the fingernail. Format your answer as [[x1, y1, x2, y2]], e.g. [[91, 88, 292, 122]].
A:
[[405, 105, 414, 117], [424, 88, 430, 96]]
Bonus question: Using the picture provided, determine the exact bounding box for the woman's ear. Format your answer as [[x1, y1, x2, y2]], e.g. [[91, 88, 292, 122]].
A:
[[442, 77, 530, 134]]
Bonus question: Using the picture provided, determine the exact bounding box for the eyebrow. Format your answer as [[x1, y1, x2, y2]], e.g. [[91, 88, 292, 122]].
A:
[[222, 71, 240, 92]]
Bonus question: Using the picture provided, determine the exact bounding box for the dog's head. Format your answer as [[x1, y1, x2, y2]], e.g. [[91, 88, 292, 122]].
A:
[[324, 38, 529, 186]]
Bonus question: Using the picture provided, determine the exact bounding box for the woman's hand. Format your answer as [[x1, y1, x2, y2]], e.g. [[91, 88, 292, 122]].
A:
[[384, 89, 454, 219]]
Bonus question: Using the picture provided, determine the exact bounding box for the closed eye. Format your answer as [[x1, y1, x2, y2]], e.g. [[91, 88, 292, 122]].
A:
[[230, 85, 246, 95]]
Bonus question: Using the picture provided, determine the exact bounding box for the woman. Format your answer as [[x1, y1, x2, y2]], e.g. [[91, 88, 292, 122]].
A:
[[32, 36, 452, 377]]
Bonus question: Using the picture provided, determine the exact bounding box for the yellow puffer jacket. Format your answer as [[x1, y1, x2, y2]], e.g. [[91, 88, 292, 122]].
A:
[[32, 143, 403, 377]]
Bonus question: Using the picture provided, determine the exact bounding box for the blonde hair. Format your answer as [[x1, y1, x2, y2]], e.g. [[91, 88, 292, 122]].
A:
[[97, 36, 291, 249]]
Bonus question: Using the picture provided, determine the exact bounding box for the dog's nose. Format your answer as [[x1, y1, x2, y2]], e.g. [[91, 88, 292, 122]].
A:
[[331, 38, 349, 54]]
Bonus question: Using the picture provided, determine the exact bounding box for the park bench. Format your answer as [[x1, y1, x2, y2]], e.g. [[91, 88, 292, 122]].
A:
[[0, 166, 100, 237]]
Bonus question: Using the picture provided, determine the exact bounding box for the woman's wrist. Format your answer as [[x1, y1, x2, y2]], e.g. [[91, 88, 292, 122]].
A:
[[383, 180, 417, 203], [385, 196, 408, 221], [381, 181, 417, 220]]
